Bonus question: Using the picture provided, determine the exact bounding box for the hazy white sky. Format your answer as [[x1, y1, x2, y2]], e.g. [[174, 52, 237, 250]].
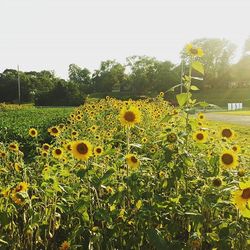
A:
[[1, 0, 249, 79]]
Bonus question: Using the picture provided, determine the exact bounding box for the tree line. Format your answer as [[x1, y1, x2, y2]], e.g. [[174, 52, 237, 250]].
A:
[[1, 38, 250, 106]]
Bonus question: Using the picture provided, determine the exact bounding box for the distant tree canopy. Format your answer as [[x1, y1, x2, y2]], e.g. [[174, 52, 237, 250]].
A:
[[181, 38, 236, 88], [0, 37, 250, 105]]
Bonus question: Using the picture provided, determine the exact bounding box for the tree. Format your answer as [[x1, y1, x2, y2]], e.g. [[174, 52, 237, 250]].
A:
[[92, 60, 126, 92], [180, 38, 236, 88], [126, 56, 159, 94], [68, 64, 91, 85]]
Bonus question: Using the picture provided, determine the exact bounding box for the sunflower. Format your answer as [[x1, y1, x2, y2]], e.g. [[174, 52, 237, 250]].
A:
[[48, 126, 61, 137], [232, 145, 241, 153], [220, 128, 234, 139], [232, 181, 250, 218], [197, 112, 205, 121], [167, 132, 178, 143], [119, 106, 141, 127], [9, 143, 19, 152], [186, 44, 204, 57], [1, 187, 11, 197], [71, 140, 92, 161], [64, 142, 72, 152], [52, 147, 64, 159], [41, 151, 49, 158], [14, 181, 29, 193], [71, 130, 79, 138], [14, 163, 22, 172], [29, 128, 38, 137], [125, 154, 140, 170], [94, 146, 103, 156], [141, 137, 148, 144], [220, 150, 238, 169], [42, 143, 50, 151], [193, 131, 208, 143]]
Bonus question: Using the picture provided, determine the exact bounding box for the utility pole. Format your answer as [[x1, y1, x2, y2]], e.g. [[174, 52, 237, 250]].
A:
[[17, 65, 21, 105]]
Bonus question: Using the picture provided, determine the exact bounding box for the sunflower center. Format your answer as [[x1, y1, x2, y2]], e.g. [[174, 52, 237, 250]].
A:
[[241, 188, 250, 199], [52, 127, 58, 133], [55, 149, 62, 155], [124, 111, 136, 122], [77, 143, 88, 154], [232, 146, 237, 151], [31, 130, 36, 135], [190, 48, 198, 55], [222, 153, 233, 165], [131, 156, 138, 163], [222, 129, 232, 138], [96, 148, 102, 153], [196, 133, 204, 140], [43, 145, 49, 150], [213, 178, 222, 187]]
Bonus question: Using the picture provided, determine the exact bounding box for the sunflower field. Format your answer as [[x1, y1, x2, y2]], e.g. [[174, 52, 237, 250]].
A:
[[0, 45, 250, 250]]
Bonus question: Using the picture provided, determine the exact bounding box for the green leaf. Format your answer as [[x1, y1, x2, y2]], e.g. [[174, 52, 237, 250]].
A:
[[160, 114, 172, 123], [176, 93, 189, 107], [190, 85, 199, 91], [192, 61, 204, 75], [82, 210, 90, 222], [197, 101, 209, 107], [147, 228, 169, 250]]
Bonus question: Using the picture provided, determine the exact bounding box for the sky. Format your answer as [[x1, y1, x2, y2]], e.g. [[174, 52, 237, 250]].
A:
[[1, 0, 250, 79]]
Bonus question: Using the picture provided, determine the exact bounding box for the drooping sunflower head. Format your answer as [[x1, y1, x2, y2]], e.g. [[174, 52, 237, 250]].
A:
[[71, 140, 93, 161], [125, 153, 140, 170], [220, 128, 234, 140], [119, 106, 141, 127], [186, 44, 204, 57], [94, 146, 103, 156], [220, 150, 238, 169], [29, 128, 38, 137], [52, 147, 64, 159], [192, 130, 208, 143]]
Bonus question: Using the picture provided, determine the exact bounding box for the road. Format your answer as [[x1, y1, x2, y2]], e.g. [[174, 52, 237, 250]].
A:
[[205, 113, 250, 126]]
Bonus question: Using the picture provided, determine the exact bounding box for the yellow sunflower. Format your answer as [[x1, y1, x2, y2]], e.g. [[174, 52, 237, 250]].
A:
[[232, 145, 241, 153], [186, 44, 204, 57], [232, 181, 250, 218], [9, 143, 19, 152], [71, 140, 93, 161], [220, 150, 238, 169], [220, 128, 234, 139], [94, 146, 103, 156], [192, 130, 208, 143], [29, 128, 38, 137], [48, 126, 61, 137], [42, 143, 50, 151], [52, 147, 64, 159], [197, 112, 205, 121], [125, 154, 140, 170], [119, 106, 141, 127], [14, 181, 29, 193]]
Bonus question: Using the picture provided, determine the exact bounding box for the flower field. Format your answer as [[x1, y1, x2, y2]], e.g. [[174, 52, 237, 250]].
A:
[[0, 95, 249, 250], [0, 45, 250, 250]]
